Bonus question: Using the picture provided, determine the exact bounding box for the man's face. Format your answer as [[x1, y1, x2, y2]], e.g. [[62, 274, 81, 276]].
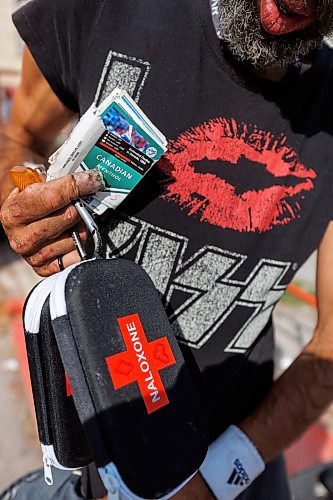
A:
[[219, 0, 333, 68]]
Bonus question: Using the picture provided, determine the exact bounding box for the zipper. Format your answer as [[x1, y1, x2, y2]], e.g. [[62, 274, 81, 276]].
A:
[[50, 261, 91, 319], [42, 450, 54, 486], [24, 274, 58, 333], [41, 443, 82, 486]]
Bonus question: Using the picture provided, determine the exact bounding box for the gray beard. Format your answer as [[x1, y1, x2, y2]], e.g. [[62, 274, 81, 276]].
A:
[[218, 0, 333, 68]]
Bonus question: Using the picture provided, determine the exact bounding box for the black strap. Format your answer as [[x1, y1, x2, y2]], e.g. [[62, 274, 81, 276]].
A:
[[80, 464, 107, 499]]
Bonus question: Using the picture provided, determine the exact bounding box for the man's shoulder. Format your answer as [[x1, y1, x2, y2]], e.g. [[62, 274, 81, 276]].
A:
[[14, 0, 105, 18]]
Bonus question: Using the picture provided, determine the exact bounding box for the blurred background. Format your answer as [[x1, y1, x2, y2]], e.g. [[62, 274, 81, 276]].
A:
[[0, 0, 24, 126], [1, 1, 333, 499]]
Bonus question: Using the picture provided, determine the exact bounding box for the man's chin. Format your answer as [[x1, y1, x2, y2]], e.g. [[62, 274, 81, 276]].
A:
[[225, 25, 326, 70], [223, 32, 323, 70]]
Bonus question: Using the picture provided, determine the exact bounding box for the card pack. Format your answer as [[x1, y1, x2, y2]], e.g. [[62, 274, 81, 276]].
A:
[[47, 89, 167, 215]]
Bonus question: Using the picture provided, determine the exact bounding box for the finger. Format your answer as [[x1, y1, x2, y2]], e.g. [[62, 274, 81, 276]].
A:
[[61, 249, 83, 269], [9, 204, 82, 257], [25, 227, 88, 268], [32, 249, 83, 278], [6, 187, 20, 198], [1, 170, 104, 227]]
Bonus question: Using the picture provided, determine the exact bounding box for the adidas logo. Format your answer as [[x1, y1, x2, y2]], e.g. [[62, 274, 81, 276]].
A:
[[227, 459, 250, 487]]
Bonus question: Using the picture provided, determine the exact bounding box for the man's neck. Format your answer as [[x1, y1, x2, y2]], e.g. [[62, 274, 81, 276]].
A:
[[246, 61, 313, 81], [246, 65, 289, 81]]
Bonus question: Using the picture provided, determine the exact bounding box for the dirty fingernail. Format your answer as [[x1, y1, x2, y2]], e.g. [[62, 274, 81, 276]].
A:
[[73, 169, 105, 193]]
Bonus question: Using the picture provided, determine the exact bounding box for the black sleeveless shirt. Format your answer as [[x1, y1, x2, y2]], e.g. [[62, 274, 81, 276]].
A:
[[13, 0, 333, 438]]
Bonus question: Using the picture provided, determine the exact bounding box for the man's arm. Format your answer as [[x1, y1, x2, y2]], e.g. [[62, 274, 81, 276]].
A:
[[0, 46, 104, 276], [239, 221, 333, 461], [174, 224, 333, 499], [0, 46, 74, 204]]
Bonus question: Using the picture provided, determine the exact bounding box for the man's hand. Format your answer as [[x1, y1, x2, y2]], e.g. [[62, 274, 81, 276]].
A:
[[171, 473, 214, 500], [0, 170, 104, 276], [0, 46, 76, 206]]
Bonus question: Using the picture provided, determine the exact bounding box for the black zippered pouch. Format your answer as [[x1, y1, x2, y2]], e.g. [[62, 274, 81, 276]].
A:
[[49, 258, 208, 498], [23, 276, 93, 485]]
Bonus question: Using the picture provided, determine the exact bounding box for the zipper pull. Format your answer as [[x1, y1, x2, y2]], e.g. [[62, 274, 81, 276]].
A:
[[98, 464, 120, 500], [42, 452, 54, 486]]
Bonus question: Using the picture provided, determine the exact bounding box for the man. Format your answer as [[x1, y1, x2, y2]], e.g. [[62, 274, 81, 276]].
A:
[[1, 0, 333, 498]]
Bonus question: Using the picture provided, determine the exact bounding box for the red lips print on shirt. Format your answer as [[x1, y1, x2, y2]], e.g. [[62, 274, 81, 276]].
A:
[[160, 117, 316, 233]]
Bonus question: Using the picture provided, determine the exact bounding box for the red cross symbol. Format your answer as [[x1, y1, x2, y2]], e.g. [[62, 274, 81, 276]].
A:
[[106, 314, 176, 414]]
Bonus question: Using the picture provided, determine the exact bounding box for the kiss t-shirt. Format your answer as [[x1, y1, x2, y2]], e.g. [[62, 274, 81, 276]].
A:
[[13, 0, 333, 438]]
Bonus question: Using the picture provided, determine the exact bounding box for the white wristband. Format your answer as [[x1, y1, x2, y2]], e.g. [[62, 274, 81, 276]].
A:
[[199, 425, 265, 500]]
